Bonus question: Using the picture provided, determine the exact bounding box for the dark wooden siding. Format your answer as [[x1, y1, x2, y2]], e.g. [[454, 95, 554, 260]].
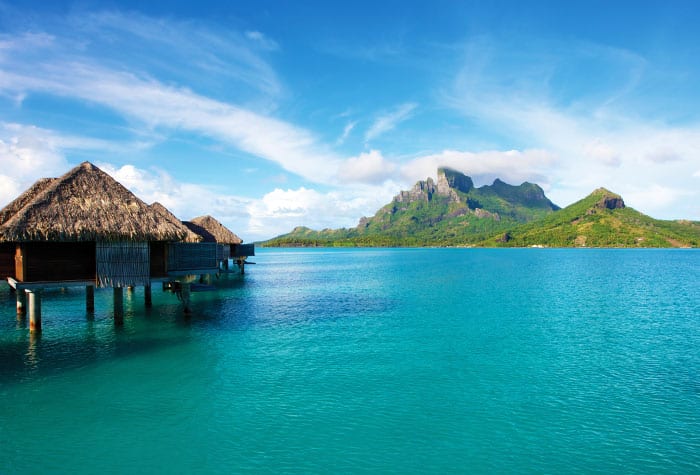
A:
[[0, 243, 14, 278], [167, 243, 217, 272], [16, 242, 96, 282], [231, 243, 255, 257], [150, 241, 168, 277]]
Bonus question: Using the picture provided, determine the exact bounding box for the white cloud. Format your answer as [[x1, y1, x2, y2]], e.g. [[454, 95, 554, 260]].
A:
[[0, 123, 71, 205], [0, 123, 399, 240], [77, 11, 282, 96], [365, 103, 417, 142], [245, 30, 279, 51], [100, 162, 401, 240], [0, 16, 349, 185], [0, 55, 343, 184], [401, 149, 557, 190], [99, 163, 252, 221], [445, 40, 700, 219], [338, 150, 397, 184], [623, 184, 693, 213], [336, 120, 357, 145], [247, 183, 399, 238], [584, 139, 621, 167]]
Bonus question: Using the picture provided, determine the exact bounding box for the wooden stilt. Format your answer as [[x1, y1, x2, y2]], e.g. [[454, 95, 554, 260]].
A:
[[181, 283, 191, 314], [113, 287, 124, 325], [86, 285, 95, 313], [16, 290, 27, 316], [223, 259, 229, 271], [27, 289, 42, 332], [144, 284, 152, 307]]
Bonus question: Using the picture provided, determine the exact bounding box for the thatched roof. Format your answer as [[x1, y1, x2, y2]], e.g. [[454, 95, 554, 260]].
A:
[[0, 162, 196, 243], [0, 178, 56, 226], [150, 202, 202, 243], [183, 215, 242, 244]]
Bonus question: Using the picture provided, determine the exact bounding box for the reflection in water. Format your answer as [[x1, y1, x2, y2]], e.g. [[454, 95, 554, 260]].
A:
[[26, 330, 41, 371]]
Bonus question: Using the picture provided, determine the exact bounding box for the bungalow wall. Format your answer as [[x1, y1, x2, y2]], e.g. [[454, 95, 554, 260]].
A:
[[231, 243, 255, 258], [96, 241, 149, 288], [216, 244, 230, 262], [14, 242, 96, 282], [149, 241, 168, 278], [0, 243, 14, 278], [167, 243, 218, 273]]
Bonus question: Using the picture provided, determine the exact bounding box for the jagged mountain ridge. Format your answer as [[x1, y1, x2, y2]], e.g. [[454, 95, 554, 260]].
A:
[[263, 168, 700, 247], [358, 167, 559, 236], [266, 168, 560, 246]]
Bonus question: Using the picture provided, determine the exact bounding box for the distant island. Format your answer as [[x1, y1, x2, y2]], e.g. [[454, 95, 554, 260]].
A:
[[263, 168, 700, 248]]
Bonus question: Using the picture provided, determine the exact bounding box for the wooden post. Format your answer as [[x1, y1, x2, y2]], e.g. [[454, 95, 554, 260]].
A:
[[27, 289, 42, 332], [113, 287, 124, 325], [181, 283, 191, 314], [144, 284, 152, 307], [16, 289, 27, 316], [223, 258, 229, 271], [86, 285, 95, 313]]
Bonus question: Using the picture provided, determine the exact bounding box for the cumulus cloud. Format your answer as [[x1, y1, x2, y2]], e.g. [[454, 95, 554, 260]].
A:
[[365, 103, 417, 142], [98, 163, 252, 224], [0, 123, 71, 205], [100, 162, 401, 240], [246, 182, 399, 238], [338, 150, 397, 184]]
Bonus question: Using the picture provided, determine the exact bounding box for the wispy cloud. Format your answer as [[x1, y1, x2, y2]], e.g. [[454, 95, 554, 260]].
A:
[[72, 11, 283, 97], [443, 36, 700, 218], [365, 103, 417, 142], [0, 22, 345, 184], [336, 120, 357, 145], [245, 30, 279, 51]]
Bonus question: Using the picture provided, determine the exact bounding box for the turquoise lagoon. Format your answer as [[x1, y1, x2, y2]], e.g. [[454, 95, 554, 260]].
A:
[[1, 248, 699, 473]]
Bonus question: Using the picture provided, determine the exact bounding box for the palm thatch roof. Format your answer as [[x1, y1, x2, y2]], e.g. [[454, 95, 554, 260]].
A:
[[0, 178, 56, 226], [183, 215, 242, 244], [0, 162, 196, 243], [150, 202, 202, 243]]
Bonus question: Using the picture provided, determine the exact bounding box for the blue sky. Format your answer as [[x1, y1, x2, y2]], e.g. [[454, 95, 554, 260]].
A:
[[1, 1, 699, 240]]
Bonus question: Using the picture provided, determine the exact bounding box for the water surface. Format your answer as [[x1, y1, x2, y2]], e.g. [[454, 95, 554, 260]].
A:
[[1, 249, 698, 473]]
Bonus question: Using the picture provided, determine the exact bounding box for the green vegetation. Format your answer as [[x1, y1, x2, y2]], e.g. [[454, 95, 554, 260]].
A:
[[263, 172, 700, 248], [484, 189, 700, 248]]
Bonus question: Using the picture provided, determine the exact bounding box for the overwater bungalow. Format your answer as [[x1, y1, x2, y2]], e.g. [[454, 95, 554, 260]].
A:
[[0, 161, 250, 331], [183, 215, 254, 273], [149, 206, 254, 276]]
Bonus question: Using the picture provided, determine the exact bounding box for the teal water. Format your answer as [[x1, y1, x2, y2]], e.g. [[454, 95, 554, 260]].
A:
[[1, 248, 699, 473]]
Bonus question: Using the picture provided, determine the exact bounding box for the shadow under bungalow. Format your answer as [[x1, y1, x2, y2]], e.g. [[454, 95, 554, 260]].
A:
[[0, 161, 254, 332]]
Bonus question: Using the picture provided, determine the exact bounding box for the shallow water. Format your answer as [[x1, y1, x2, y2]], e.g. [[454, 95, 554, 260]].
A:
[[1, 248, 699, 473]]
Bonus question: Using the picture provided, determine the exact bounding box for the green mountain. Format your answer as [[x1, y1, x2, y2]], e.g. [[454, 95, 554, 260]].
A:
[[265, 168, 559, 247], [483, 188, 700, 248], [263, 169, 700, 248]]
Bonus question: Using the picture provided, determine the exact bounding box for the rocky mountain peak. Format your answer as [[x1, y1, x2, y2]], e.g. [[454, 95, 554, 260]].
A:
[[437, 167, 474, 195], [591, 188, 625, 210]]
